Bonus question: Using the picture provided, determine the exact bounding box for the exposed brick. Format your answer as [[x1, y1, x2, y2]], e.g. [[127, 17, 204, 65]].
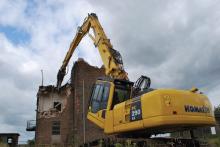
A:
[[35, 59, 106, 146], [71, 59, 106, 145]]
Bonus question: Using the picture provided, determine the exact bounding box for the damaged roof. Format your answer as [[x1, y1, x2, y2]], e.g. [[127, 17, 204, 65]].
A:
[[38, 83, 71, 95]]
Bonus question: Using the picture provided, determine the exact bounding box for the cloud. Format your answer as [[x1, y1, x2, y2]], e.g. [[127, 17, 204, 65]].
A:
[[84, 0, 220, 92], [0, 0, 27, 27], [0, 0, 220, 142]]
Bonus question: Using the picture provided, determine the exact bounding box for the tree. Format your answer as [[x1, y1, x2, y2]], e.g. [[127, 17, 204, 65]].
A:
[[214, 105, 220, 114], [27, 139, 35, 146]]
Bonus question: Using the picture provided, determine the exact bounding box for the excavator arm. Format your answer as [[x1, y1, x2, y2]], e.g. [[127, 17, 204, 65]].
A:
[[57, 13, 128, 89]]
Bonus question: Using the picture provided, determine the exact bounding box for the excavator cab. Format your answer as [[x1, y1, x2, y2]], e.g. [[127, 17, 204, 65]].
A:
[[87, 77, 133, 129]]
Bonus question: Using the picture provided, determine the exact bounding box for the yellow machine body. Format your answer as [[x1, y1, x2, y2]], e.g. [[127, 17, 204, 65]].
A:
[[87, 79, 215, 135], [56, 13, 216, 136]]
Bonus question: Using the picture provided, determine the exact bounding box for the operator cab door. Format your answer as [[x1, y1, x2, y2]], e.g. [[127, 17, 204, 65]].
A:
[[87, 82, 110, 128]]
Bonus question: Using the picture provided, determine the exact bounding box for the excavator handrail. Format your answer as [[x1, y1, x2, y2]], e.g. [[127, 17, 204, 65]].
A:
[[56, 13, 128, 89]]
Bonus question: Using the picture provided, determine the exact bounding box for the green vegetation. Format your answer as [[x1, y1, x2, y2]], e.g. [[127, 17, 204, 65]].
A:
[[0, 143, 8, 147], [27, 139, 35, 147], [208, 134, 220, 147], [214, 105, 220, 113]]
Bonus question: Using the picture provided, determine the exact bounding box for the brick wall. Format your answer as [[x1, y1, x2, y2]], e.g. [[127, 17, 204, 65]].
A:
[[35, 84, 73, 145], [71, 59, 106, 145], [35, 59, 106, 146]]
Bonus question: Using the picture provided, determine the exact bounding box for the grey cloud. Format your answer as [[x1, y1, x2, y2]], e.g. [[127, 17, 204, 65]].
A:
[[84, 0, 220, 105], [0, 59, 41, 91]]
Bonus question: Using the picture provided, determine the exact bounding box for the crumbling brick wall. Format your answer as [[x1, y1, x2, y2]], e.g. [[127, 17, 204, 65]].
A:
[[71, 59, 106, 145], [35, 59, 106, 146], [35, 84, 73, 145]]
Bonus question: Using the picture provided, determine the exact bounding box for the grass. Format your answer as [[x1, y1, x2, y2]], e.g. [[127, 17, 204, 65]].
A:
[[208, 135, 220, 147]]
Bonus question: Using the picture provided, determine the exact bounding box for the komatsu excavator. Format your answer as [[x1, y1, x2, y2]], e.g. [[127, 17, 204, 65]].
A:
[[57, 13, 215, 138]]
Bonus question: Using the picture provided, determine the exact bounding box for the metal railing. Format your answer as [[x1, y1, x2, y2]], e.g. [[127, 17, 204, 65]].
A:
[[26, 120, 36, 131]]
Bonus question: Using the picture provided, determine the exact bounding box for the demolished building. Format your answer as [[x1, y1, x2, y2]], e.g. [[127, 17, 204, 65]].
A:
[[35, 59, 106, 146], [35, 84, 72, 144], [31, 58, 219, 146]]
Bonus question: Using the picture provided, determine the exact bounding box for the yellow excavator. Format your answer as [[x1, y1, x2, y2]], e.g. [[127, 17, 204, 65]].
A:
[[57, 13, 215, 137]]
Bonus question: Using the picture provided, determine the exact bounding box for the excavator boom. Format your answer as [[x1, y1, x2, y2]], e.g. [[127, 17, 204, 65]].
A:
[[57, 13, 128, 89]]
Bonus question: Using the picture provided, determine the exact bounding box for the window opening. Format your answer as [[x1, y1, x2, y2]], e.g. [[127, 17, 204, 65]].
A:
[[53, 102, 62, 111], [7, 138, 13, 144], [52, 121, 60, 135]]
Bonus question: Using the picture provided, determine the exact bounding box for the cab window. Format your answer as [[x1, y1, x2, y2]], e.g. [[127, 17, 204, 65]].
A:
[[115, 88, 130, 103], [90, 83, 110, 113], [97, 86, 104, 101], [100, 86, 110, 109], [91, 84, 102, 113], [111, 84, 131, 109]]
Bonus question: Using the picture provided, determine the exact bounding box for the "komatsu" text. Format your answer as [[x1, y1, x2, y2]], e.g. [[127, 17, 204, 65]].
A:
[[184, 105, 210, 113]]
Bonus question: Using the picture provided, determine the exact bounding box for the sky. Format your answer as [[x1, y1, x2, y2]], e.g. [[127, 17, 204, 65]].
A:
[[0, 0, 220, 143]]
